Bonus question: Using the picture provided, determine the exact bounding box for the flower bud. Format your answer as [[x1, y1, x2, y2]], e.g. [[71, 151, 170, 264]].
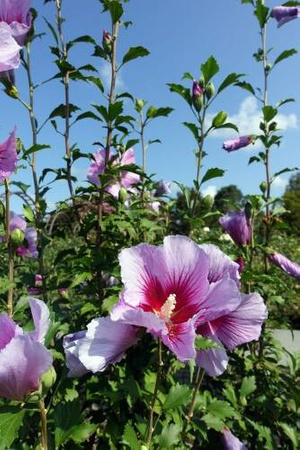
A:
[[0, 203, 5, 220], [244, 201, 252, 222], [58, 287, 68, 299], [41, 366, 57, 395], [260, 181, 267, 193], [203, 195, 214, 210], [212, 111, 227, 128], [119, 187, 128, 203], [269, 121, 277, 131], [102, 30, 113, 54], [10, 229, 25, 246], [6, 83, 19, 99], [135, 99, 145, 113], [192, 81, 203, 112], [206, 81, 215, 99], [198, 76, 205, 88]]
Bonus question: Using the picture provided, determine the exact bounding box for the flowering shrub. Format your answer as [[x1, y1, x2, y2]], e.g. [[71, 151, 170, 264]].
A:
[[0, 0, 299, 449]]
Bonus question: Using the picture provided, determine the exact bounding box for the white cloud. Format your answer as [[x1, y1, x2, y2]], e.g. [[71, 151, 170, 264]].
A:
[[207, 97, 298, 148], [99, 62, 125, 92], [202, 185, 217, 198], [272, 175, 288, 190]]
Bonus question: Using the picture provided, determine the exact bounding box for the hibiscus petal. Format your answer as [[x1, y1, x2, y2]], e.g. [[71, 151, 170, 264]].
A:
[[63, 331, 89, 377], [0, 335, 52, 400], [28, 298, 50, 344], [0, 25, 21, 72], [200, 244, 240, 285], [161, 320, 196, 362], [0, 314, 22, 350], [222, 428, 247, 449], [210, 293, 267, 351], [196, 345, 229, 377], [78, 317, 139, 373], [0, 127, 18, 183]]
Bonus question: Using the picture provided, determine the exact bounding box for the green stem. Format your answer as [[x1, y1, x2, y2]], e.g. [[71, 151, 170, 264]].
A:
[[182, 367, 205, 439], [191, 107, 207, 220], [5, 179, 14, 317], [145, 339, 163, 448], [39, 398, 48, 450]]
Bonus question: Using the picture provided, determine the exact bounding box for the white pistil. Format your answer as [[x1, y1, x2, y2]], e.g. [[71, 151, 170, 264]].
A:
[[159, 293, 177, 321]]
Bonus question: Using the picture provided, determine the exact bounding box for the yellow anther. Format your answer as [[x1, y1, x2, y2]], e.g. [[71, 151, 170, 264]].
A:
[[159, 293, 177, 321]]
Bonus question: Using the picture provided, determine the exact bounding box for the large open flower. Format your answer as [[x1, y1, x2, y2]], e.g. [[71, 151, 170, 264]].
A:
[[111, 236, 243, 361], [0, 298, 52, 400]]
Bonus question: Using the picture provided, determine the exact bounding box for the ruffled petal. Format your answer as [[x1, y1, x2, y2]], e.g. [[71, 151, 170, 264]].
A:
[[63, 331, 89, 378], [209, 293, 267, 351], [78, 317, 139, 373], [0, 313, 22, 350], [0, 24, 21, 72], [196, 345, 229, 377], [222, 428, 247, 450], [161, 320, 196, 361], [0, 335, 52, 400], [200, 244, 240, 285], [0, 127, 18, 182]]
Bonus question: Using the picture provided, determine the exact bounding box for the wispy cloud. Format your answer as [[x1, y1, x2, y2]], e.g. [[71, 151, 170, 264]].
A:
[[99, 62, 125, 92], [207, 97, 298, 148], [272, 175, 288, 190]]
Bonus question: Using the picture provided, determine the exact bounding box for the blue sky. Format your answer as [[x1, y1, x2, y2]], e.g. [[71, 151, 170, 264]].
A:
[[1, 0, 300, 211]]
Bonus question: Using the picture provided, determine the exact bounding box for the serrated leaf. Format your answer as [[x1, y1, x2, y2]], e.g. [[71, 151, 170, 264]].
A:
[[103, 0, 124, 23], [49, 103, 80, 119], [279, 422, 298, 448], [0, 407, 25, 450], [195, 335, 218, 350], [272, 167, 298, 180], [240, 376, 256, 398], [274, 49, 297, 66], [122, 46, 150, 65], [207, 399, 236, 419], [70, 423, 98, 444], [262, 105, 277, 122], [23, 144, 50, 159], [201, 168, 225, 184], [201, 413, 224, 431], [201, 56, 220, 82], [159, 424, 181, 448], [122, 423, 140, 450], [70, 272, 92, 288], [162, 384, 191, 410], [217, 73, 244, 94], [168, 83, 191, 105], [254, 1, 269, 28], [182, 71, 194, 81], [23, 204, 35, 222], [183, 122, 199, 140], [235, 81, 255, 96]]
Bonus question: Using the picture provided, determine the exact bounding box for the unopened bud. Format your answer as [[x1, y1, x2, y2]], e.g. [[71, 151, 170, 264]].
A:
[[58, 287, 68, 299], [203, 195, 214, 209], [269, 121, 277, 131], [266, 63, 272, 72], [10, 229, 25, 246], [119, 187, 128, 203], [260, 181, 267, 193], [244, 201, 252, 221], [198, 76, 205, 88], [0, 203, 5, 220], [192, 81, 203, 112], [41, 366, 57, 394], [212, 111, 227, 128], [206, 81, 215, 99], [135, 99, 144, 113], [102, 30, 113, 54], [6, 84, 19, 99]]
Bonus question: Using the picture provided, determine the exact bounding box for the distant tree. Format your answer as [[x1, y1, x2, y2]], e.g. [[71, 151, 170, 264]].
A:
[[283, 173, 300, 235], [214, 185, 243, 213]]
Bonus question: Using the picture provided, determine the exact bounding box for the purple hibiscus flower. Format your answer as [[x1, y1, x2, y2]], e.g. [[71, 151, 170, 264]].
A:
[[0, 298, 52, 400], [17, 227, 38, 259], [219, 211, 252, 247], [269, 252, 300, 280], [223, 136, 254, 152], [0, 128, 18, 182], [272, 6, 300, 27], [0, 0, 32, 46], [87, 147, 140, 198], [222, 428, 247, 450]]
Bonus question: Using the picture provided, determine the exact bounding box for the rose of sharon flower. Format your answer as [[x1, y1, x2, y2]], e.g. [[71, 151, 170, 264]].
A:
[[63, 318, 139, 377], [219, 211, 251, 247], [272, 6, 300, 27], [87, 147, 140, 198], [269, 252, 300, 281], [223, 136, 254, 152], [0, 24, 21, 72], [0, 298, 52, 400], [0, 128, 17, 183], [222, 428, 247, 450], [63, 236, 266, 377], [17, 227, 38, 259], [0, 0, 32, 46]]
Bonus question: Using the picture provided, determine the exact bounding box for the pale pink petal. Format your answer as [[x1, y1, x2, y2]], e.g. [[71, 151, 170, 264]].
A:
[[0, 314, 22, 350], [0, 127, 18, 182], [0, 24, 21, 72], [222, 428, 247, 450], [200, 244, 240, 285], [28, 298, 50, 344], [63, 331, 89, 377], [196, 346, 229, 377], [161, 320, 196, 361]]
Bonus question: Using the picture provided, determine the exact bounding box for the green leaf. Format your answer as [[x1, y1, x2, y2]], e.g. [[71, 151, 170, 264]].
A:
[[108, 101, 123, 120], [272, 167, 299, 181], [207, 399, 236, 419], [217, 73, 244, 94], [54, 401, 82, 447], [195, 335, 218, 350], [122, 423, 140, 450], [43, 17, 59, 45], [74, 111, 102, 123], [146, 106, 173, 119], [23, 204, 35, 222], [70, 272, 93, 288], [182, 71, 194, 81], [212, 111, 228, 127], [49, 103, 80, 119], [201, 413, 224, 431], [235, 81, 255, 96], [277, 98, 295, 108], [0, 407, 25, 450], [87, 76, 104, 93], [254, 1, 269, 28], [201, 56, 220, 82], [67, 35, 96, 51], [262, 105, 277, 122], [70, 423, 98, 444], [183, 122, 199, 140], [122, 46, 150, 65], [240, 376, 256, 398], [223, 385, 238, 409], [216, 123, 239, 133], [278, 422, 298, 448], [248, 156, 261, 165], [274, 49, 297, 66], [159, 424, 181, 448], [102, 0, 124, 23], [168, 83, 192, 105], [23, 144, 50, 159], [162, 384, 191, 410], [201, 168, 225, 184]]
